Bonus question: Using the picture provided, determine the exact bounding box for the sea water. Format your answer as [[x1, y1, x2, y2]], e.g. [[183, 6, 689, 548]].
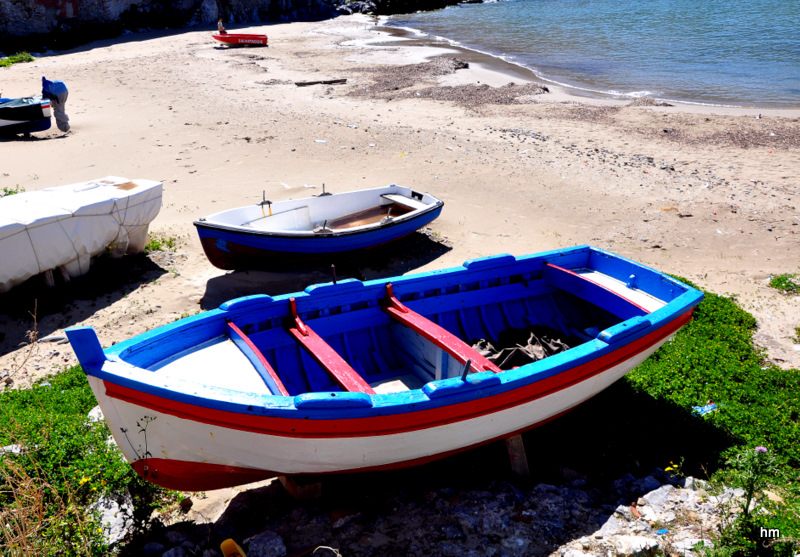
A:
[[385, 0, 800, 108]]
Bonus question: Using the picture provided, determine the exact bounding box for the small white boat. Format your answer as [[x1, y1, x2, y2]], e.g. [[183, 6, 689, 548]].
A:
[[194, 185, 444, 270]]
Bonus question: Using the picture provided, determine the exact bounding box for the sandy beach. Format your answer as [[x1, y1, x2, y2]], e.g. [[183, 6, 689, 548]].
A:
[[1, 14, 799, 384]]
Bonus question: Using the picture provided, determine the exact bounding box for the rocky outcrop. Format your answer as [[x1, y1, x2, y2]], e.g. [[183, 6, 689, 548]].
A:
[[337, 0, 476, 16], [0, 0, 488, 53], [370, 0, 461, 15], [0, 0, 339, 52]]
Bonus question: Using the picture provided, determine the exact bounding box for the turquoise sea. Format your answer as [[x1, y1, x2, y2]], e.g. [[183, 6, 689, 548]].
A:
[[385, 0, 800, 108]]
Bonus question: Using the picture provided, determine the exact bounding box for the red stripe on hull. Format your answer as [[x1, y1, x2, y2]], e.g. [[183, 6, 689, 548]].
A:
[[104, 310, 692, 438], [132, 458, 275, 491]]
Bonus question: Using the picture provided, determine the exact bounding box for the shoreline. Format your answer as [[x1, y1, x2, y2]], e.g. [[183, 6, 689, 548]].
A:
[[0, 13, 798, 384], [10, 13, 800, 115], [376, 17, 800, 115]]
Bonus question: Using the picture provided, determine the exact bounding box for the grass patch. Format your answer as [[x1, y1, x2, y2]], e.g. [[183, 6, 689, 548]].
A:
[[143, 232, 177, 253], [1, 186, 24, 197], [0, 52, 35, 68], [0, 367, 178, 554], [769, 273, 800, 295], [628, 286, 800, 466], [627, 281, 800, 556]]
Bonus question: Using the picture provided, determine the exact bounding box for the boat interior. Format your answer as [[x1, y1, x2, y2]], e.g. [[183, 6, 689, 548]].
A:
[[222, 190, 434, 234], [151, 262, 665, 398]]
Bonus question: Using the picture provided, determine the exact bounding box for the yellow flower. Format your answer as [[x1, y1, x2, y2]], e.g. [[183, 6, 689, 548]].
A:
[[79, 477, 91, 485]]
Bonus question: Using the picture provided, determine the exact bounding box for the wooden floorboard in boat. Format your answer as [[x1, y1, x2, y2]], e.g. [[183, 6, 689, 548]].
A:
[[327, 204, 412, 230]]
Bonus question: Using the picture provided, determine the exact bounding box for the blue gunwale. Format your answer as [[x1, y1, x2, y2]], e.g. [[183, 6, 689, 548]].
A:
[[69, 246, 702, 423]]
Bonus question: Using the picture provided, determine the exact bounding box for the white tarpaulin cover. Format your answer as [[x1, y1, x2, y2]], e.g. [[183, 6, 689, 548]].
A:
[[0, 176, 163, 293]]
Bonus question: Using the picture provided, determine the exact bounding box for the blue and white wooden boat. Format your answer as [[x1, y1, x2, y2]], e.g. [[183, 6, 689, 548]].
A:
[[193, 185, 444, 270], [66, 246, 702, 491], [0, 96, 51, 136]]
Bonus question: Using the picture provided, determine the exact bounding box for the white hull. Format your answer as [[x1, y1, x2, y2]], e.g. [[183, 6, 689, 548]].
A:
[[91, 339, 663, 475]]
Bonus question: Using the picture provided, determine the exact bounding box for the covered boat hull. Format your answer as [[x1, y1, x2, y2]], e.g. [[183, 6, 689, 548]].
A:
[[67, 246, 703, 490], [212, 33, 268, 46], [194, 185, 444, 270], [0, 176, 163, 292], [0, 96, 51, 136]]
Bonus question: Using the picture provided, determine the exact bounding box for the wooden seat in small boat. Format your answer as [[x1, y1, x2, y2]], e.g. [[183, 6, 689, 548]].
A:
[[380, 193, 428, 211]]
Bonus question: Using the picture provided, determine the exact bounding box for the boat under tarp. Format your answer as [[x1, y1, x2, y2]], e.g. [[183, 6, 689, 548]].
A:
[[0, 176, 163, 292]]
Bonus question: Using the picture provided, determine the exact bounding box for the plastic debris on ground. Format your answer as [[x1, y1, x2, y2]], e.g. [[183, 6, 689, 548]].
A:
[[692, 403, 719, 415]]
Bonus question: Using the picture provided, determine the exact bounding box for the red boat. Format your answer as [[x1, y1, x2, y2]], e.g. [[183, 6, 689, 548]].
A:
[[212, 33, 268, 46]]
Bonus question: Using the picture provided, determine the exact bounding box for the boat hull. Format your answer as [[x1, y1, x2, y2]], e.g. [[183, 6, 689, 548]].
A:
[[212, 33, 268, 46], [0, 96, 51, 136], [195, 204, 443, 270], [88, 312, 687, 491]]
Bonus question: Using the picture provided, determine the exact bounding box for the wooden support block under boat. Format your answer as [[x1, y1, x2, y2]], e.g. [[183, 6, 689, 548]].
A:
[[505, 434, 531, 477], [279, 475, 323, 500]]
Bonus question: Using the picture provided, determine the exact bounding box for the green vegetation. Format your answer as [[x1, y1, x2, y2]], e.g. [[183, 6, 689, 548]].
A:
[[769, 273, 800, 295], [628, 283, 800, 556], [143, 232, 177, 253], [1, 185, 24, 197], [0, 367, 179, 554], [628, 286, 799, 466], [0, 52, 35, 68]]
